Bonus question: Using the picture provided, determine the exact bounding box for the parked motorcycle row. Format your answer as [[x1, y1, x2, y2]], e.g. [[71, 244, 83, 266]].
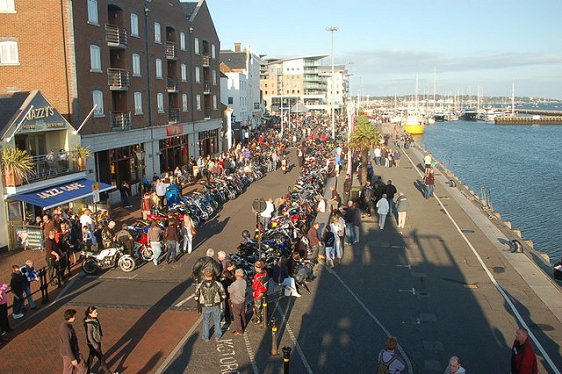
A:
[[81, 162, 269, 275]]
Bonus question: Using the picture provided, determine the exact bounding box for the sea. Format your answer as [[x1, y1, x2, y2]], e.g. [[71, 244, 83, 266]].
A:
[[418, 111, 562, 261]]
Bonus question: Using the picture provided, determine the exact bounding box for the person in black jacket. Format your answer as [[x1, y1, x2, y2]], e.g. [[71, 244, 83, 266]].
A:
[[10, 265, 26, 319], [192, 248, 222, 283], [84, 306, 117, 374], [385, 180, 398, 215]]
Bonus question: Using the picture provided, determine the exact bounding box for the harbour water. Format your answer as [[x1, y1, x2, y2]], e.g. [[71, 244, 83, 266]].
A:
[[418, 120, 562, 261]]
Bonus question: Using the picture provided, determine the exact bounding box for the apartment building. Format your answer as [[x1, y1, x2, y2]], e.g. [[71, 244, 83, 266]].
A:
[[0, 0, 221, 249], [319, 64, 349, 115], [220, 43, 263, 146]]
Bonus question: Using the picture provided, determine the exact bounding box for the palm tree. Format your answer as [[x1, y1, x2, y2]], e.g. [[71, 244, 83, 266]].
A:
[[348, 115, 382, 185]]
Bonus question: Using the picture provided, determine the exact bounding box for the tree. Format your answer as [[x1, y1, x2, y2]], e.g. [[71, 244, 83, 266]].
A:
[[348, 115, 382, 185]]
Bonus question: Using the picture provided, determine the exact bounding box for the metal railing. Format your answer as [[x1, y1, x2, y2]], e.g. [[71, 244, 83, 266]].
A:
[[165, 41, 177, 59], [110, 111, 132, 130], [201, 55, 210, 67], [166, 76, 179, 92], [203, 81, 211, 94], [480, 187, 493, 210], [204, 108, 211, 120], [105, 24, 128, 47], [168, 108, 180, 124], [107, 68, 130, 90]]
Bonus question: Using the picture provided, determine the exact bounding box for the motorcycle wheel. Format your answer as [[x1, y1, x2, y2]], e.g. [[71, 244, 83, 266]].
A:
[[228, 191, 236, 200], [200, 211, 209, 221], [141, 247, 154, 262], [118, 255, 136, 272], [82, 258, 99, 275]]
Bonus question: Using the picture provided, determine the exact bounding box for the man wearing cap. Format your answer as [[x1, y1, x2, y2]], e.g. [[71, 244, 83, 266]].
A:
[[194, 269, 226, 342], [228, 269, 247, 336]]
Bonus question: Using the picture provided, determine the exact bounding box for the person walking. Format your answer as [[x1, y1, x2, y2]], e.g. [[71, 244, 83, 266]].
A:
[[511, 328, 537, 374], [59, 309, 87, 374], [376, 194, 390, 230], [147, 221, 163, 265], [228, 268, 247, 336], [385, 180, 398, 215], [164, 217, 179, 264], [83, 306, 118, 374], [195, 269, 226, 342], [376, 336, 405, 374], [424, 168, 435, 199], [444, 355, 466, 374], [395, 192, 410, 230]]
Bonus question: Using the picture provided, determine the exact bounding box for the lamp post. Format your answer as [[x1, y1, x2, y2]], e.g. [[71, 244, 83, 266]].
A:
[[144, 1, 153, 128], [225, 107, 234, 150], [327, 26, 338, 140]]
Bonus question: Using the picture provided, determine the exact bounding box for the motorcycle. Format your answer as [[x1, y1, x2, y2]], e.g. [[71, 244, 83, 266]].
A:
[[81, 246, 136, 274]]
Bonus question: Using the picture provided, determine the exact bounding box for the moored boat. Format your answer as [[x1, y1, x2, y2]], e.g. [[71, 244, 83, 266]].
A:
[[402, 115, 425, 135]]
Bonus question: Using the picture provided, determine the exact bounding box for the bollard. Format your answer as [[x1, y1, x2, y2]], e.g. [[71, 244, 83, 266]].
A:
[[261, 299, 268, 329], [271, 317, 279, 356], [40, 268, 50, 304], [282, 346, 292, 374]]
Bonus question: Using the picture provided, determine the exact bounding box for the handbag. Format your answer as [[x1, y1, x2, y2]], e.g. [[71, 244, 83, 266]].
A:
[[191, 227, 197, 236]]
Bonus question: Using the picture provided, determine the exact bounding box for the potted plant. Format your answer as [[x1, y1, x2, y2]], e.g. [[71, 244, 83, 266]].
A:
[[1, 147, 35, 186], [73, 145, 92, 171]]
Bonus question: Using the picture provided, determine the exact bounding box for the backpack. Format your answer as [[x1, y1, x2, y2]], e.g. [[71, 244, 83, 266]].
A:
[[376, 351, 397, 374]]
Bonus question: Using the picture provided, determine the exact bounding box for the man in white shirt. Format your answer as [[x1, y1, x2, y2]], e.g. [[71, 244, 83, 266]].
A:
[[79, 209, 94, 231], [260, 198, 275, 230]]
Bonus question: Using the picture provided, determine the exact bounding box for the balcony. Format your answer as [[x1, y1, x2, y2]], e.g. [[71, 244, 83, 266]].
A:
[[105, 24, 128, 48], [203, 81, 211, 94], [110, 111, 132, 130], [204, 108, 211, 120], [107, 68, 130, 90], [166, 77, 179, 92], [165, 41, 177, 60], [168, 108, 180, 124], [201, 55, 210, 67], [2, 150, 85, 187]]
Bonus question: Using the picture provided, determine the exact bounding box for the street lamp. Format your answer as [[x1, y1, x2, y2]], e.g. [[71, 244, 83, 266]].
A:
[[326, 26, 339, 140]]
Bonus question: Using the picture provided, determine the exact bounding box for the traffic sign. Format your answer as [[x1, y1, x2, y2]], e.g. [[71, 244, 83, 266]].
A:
[[92, 190, 100, 203]]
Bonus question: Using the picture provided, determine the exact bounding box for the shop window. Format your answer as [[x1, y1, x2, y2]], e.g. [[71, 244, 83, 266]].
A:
[[130, 13, 139, 37], [87, 0, 98, 25]]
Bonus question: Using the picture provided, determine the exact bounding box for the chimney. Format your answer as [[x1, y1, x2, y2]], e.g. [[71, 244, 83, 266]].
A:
[[234, 43, 241, 52]]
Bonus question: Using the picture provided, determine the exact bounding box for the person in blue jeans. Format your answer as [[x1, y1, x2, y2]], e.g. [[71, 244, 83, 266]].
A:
[[424, 168, 435, 199], [195, 268, 226, 342], [10, 265, 27, 319]]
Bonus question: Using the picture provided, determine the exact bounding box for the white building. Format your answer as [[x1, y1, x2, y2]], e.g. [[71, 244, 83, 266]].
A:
[[319, 65, 349, 114]]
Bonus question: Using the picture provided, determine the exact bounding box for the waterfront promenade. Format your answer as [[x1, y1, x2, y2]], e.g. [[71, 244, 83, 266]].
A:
[[0, 138, 560, 373]]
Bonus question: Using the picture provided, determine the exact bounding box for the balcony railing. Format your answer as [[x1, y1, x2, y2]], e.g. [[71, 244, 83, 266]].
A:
[[110, 111, 132, 130], [2, 150, 84, 187], [165, 41, 177, 59], [168, 108, 180, 124], [201, 55, 210, 67], [107, 68, 130, 90], [166, 77, 179, 92], [203, 81, 211, 94], [105, 24, 128, 48], [204, 109, 211, 120]]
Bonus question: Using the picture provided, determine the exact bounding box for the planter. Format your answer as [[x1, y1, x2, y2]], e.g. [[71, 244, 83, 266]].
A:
[[77, 157, 86, 171], [3, 169, 21, 187]]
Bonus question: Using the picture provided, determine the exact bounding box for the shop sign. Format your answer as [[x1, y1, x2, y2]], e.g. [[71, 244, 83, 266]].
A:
[[17, 91, 69, 134], [16, 227, 43, 250], [166, 124, 184, 136]]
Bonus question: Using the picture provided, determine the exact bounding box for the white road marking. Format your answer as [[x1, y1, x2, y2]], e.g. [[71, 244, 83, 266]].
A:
[[243, 330, 260, 374], [273, 302, 314, 374], [174, 293, 195, 307], [326, 267, 414, 374], [403, 149, 561, 374]]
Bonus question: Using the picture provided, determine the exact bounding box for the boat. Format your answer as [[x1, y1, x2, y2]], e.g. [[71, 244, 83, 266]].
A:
[[460, 109, 478, 121], [433, 112, 447, 122], [402, 115, 425, 135]]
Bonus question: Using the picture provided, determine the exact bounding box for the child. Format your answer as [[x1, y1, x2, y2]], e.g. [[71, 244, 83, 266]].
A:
[[82, 225, 95, 252]]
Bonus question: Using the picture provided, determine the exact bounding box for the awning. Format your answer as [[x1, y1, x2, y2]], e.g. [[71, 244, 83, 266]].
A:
[[9, 178, 114, 209]]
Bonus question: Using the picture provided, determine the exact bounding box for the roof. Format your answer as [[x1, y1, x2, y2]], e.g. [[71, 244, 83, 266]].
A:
[[181, 2, 198, 21], [0, 91, 31, 138], [262, 55, 328, 65], [220, 51, 247, 70]]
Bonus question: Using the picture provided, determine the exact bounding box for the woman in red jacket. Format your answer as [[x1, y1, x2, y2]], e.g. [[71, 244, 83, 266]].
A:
[[511, 328, 537, 374], [251, 260, 268, 325]]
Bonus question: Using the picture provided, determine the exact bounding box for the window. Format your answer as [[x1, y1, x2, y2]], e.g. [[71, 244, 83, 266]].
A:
[[180, 32, 186, 50], [194, 37, 199, 54], [92, 90, 104, 116], [157, 93, 164, 113], [154, 22, 161, 43], [212, 70, 217, 85], [155, 58, 162, 79], [213, 95, 217, 110], [182, 94, 188, 112], [195, 66, 200, 83], [89, 45, 101, 72], [211, 44, 216, 59], [87, 0, 98, 25], [130, 13, 139, 37], [0, 41, 18, 65], [181, 63, 187, 81], [228, 97, 233, 105], [0, 0, 15, 12], [132, 53, 141, 76], [196, 94, 201, 110], [134, 92, 143, 114]]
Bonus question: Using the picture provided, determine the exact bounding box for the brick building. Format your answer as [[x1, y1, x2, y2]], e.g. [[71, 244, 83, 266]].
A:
[[0, 0, 221, 248]]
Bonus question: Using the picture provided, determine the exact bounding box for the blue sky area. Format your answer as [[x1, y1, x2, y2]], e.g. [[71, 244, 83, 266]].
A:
[[204, 0, 562, 99]]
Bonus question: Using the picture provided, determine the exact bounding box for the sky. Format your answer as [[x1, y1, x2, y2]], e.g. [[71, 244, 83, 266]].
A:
[[204, 0, 562, 99]]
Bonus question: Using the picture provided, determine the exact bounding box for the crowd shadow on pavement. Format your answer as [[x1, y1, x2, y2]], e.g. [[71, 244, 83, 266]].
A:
[[138, 351, 164, 374], [162, 334, 198, 374], [105, 278, 192, 371]]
